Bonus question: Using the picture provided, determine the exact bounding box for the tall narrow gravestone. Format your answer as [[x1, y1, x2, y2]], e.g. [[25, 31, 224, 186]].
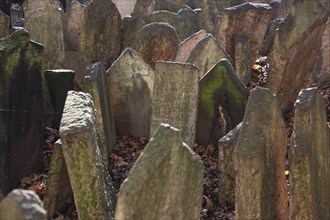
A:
[[0, 29, 44, 194], [150, 62, 199, 148], [115, 124, 204, 220]]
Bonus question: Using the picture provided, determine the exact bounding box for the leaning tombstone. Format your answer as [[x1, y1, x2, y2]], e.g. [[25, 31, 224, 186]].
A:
[[115, 124, 204, 220], [0, 11, 9, 38], [266, 0, 328, 113], [60, 91, 115, 220], [289, 88, 330, 220], [10, 4, 24, 28], [0, 189, 46, 220], [234, 34, 252, 85], [150, 61, 199, 148], [0, 29, 44, 194], [196, 59, 248, 146], [107, 48, 154, 138], [234, 87, 288, 220]]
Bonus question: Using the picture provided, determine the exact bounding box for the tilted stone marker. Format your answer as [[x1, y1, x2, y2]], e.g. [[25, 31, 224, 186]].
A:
[[234, 34, 252, 85], [60, 91, 115, 220], [196, 59, 248, 146], [107, 48, 154, 138], [0, 29, 44, 194], [0, 10, 9, 38], [266, 0, 328, 112], [289, 88, 330, 220], [0, 189, 46, 220], [234, 87, 288, 220], [115, 124, 204, 220]]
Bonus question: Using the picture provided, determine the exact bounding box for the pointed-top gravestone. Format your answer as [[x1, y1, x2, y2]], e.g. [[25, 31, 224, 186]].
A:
[[115, 124, 204, 220], [0, 10, 9, 38], [80, 0, 121, 69], [133, 22, 179, 69], [107, 48, 154, 138], [289, 88, 330, 220], [266, 0, 328, 113]]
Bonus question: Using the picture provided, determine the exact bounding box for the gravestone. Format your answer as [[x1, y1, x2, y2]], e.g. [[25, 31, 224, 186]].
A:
[[43, 140, 73, 219], [150, 62, 199, 147], [121, 16, 146, 50], [0, 29, 44, 195], [80, 0, 121, 69], [289, 88, 330, 220], [217, 2, 273, 63], [200, 0, 222, 34], [218, 123, 241, 206], [60, 91, 115, 220], [234, 87, 288, 220], [132, 0, 155, 18], [155, 0, 188, 13], [81, 62, 116, 155], [10, 4, 24, 28], [107, 48, 154, 138], [234, 34, 252, 85], [24, 0, 66, 69], [196, 59, 248, 146], [115, 124, 204, 220], [260, 18, 283, 56], [133, 22, 179, 69], [266, 0, 328, 113], [0, 189, 46, 220], [61, 51, 88, 86], [0, 11, 9, 38]]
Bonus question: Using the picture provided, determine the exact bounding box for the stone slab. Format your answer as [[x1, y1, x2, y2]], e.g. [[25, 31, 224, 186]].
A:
[[0, 11, 9, 38]]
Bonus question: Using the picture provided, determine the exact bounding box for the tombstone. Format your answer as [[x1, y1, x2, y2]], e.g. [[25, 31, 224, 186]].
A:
[[80, 62, 116, 156], [217, 2, 273, 63], [155, 0, 188, 13], [115, 123, 204, 220], [132, 0, 155, 18], [80, 0, 121, 69], [24, 0, 66, 69], [43, 140, 73, 219], [112, 0, 137, 18], [150, 62, 199, 147], [266, 0, 328, 113], [61, 51, 88, 86], [196, 59, 248, 146], [218, 123, 241, 206], [0, 29, 44, 195], [0, 189, 47, 220], [133, 22, 179, 69], [234, 87, 288, 220], [200, 0, 222, 34], [289, 88, 330, 220], [45, 69, 75, 129], [107, 48, 154, 138], [0, 11, 9, 38], [260, 18, 283, 56], [10, 4, 24, 28], [60, 91, 115, 220], [175, 29, 207, 63], [121, 16, 146, 50], [234, 35, 252, 85]]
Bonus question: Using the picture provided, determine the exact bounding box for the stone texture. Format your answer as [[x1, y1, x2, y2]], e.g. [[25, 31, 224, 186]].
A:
[[260, 18, 283, 56], [121, 16, 146, 50], [81, 62, 116, 155], [217, 2, 273, 64], [266, 0, 328, 113], [80, 0, 121, 69], [133, 22, 179, 69], [200, 0, 222, 34], [0, 11, 9, 38], [10, 4, 24, 28], [0, 29, 44, 194], [155, 0, 188, 13], [0, 189, 46, 220], [234, 87, 288, 220], [132, 0, 155, 18], [289, 88, 330, 220], [234, 34, 252, 85], [115, 124, 204, 220], [43, 140, 73, 219], [107, 48, 154, 138], [60, 91, 115, 220], [150, 62, 199, 148], [196, 59, 248, 146], [24, 0, 66, 69], [61, 51, 88, 86]]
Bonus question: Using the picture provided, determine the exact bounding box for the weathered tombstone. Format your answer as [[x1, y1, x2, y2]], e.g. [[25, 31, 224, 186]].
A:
[[218, 123, 241, 206], [266, 0, 328, 113], [60, 91, 115, 220], [150, 61, 199, 147], [0, 29, 44, 194], [132, 0, 155, 18], [234, 34, 252, 85], [133, 22, 179, 69], [260, 18, 283, 56], [0, 11, 9, 38], [234, 87, 288, 220], [196, 59, 248, 146], [155, 0, 188, 13], [81, 62, 116, 155], [45, 69, 75, 129], [0, 189, 47, 220], [289, 88, 330, 220], [115, 123, 204, 220], [217, 2, 273, 63], [24, 0, 66, 69], [43, 140, 73, 219], [61, 51, 88, 86], [10, 4, 24, 28], [112, 0, 137, 18], [107, 48, 154, 138], [80, 0, 121, 69], [200, 0, 222, 34], [121, 16, 146, 50]]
